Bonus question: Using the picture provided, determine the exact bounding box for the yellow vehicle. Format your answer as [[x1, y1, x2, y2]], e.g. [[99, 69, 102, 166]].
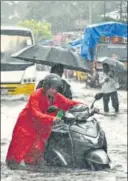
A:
[[1, 26, 36, 98], [73, 71, 88, 81]]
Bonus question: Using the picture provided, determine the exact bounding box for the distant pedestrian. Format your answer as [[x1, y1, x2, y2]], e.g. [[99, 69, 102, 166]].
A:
[[101, 63, 119, 113]]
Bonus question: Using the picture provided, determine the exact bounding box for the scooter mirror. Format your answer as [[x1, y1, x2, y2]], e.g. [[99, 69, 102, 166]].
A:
[[91, 93, 104, 109], [64, 112, 76, 123], [95, 93, 104, 100], [47, 106, 59, 113]]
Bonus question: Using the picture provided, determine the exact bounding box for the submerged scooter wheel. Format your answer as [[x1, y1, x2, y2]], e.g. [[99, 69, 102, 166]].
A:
[[44, 150, 69, 167], [86, 161, 110, 171], [44, 151, 62, 167]]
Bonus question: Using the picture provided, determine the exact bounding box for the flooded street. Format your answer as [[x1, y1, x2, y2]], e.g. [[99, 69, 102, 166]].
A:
[[1, 1, 127, 180], [1, 84, 127, 181]]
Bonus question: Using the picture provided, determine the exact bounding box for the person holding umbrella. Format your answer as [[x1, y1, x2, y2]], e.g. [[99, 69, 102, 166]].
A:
[[36, 64, 73, 99], [101, 63, 119, 113]]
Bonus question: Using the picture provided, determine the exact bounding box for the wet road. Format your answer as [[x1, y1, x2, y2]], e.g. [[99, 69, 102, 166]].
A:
[[1, 86, 127, 181]]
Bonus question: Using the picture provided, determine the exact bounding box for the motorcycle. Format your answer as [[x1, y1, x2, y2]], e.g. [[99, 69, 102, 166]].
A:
[[44, 93, 111, 170]]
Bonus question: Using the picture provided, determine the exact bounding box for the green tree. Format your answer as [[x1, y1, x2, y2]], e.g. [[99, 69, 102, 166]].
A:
[[17, 19, 52, 42], [25, 1, 127, 33], [25, 1, 90, 32]]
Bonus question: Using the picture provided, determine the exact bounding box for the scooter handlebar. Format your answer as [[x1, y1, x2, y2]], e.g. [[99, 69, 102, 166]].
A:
[[89, 108, 100, 116], [89, 108, 104, 116]]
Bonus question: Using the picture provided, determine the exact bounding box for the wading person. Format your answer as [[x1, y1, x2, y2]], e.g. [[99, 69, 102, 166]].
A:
[[6, 73, 83, 169], [101, 63, 119, 113]]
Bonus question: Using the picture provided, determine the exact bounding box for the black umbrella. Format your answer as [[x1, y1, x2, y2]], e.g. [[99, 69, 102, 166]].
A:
[[11, 45, 92, 72], [97, 57, 126, 72]]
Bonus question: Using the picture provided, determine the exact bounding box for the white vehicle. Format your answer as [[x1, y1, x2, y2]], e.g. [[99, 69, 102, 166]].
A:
[[1, 26, 36, 98]]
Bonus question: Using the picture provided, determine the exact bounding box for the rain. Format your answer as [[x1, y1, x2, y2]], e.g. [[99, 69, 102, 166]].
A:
[[1, 1, 127, 181]]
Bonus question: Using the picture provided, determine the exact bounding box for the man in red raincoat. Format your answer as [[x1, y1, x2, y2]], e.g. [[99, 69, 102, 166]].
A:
[[6, 73, 83, 169]]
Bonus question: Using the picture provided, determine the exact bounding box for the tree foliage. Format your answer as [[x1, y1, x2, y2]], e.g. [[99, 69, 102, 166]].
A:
[[25, 1, 127, 33], [17, 19, 52, 42], [2, 1, 126, 33], [26, 1, 118, 32], [25, 1, 95, 32]]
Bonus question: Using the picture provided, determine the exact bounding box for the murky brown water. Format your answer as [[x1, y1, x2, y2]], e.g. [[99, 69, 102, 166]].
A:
[[1, 89, 127, 181]]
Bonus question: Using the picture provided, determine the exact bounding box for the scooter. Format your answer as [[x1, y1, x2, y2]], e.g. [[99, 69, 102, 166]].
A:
[[44, 93, 111, 170]]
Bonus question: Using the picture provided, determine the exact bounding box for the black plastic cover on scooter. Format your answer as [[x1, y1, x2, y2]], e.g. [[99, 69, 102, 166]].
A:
[[70, 104, 89, 113]]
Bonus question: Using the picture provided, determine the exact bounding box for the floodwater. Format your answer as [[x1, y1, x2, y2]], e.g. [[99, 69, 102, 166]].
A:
[[1, 83, 127, 181]]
